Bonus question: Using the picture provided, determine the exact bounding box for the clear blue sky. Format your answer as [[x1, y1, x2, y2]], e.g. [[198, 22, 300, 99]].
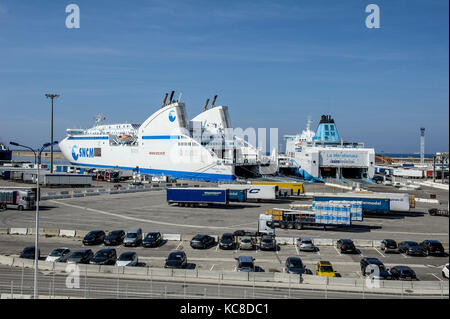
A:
[[0, 0, 448, 153]]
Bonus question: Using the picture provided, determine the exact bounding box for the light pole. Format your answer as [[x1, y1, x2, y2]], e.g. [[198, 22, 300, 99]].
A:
[[10, 142, 36, 165], [45, 94, 60, 173], [10, 140, 58, 299]]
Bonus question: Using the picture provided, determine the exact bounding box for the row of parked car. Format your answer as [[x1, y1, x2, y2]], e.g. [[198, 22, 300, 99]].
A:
[[337, 238, 447, 257], [79, 227, 447, 257], [18, 244, 450, 280], [82, 228, 163, 247], [19, 246, 189, 269]]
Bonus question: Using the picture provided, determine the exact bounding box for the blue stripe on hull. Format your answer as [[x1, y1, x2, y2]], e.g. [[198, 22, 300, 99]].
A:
[[69, 162, 235, 182], [68, 136, 108, 140]]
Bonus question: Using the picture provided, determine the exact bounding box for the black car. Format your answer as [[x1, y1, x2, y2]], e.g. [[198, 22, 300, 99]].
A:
[[380, 239, 398, 253], [164, 251, 187, 269], [20, 246, 40, 259], [90, 248, 117, 265], [372, 175, 384, 184], [360, 257, 392, 279], [337, 239, 357, 254], [389, 266, 418, 280], [420, 240, 445, 256], [67, 249, 94, 264], [190, 234, 215, 249], [219, 233, 235, 250], [104, 230, 125, 246], [259, 235, 277, 251], [143, 232, 163, 248], [285, 257, 307, 275], [82, 230, 106, 245], [398, 241, 424, 256]]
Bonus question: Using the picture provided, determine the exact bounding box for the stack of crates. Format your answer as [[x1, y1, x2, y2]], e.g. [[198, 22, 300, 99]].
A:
[[312, 201, 353, 225], [265, 209, 283, 222]]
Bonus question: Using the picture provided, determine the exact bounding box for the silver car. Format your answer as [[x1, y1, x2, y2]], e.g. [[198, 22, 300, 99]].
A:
[[297, 237, 315, 252]]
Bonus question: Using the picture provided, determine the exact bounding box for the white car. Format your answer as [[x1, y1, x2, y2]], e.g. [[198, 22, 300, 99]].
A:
[[115, 251, 138, 267], [442, 264, 449, 279], [45, 248, 71, 262]]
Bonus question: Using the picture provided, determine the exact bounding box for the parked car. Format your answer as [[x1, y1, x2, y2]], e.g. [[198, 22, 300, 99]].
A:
[[360, 257, 392, 280], [143, 232, 163, 248], [239, 236, 255, 250], [104, 230, 125, 246], [164, 251, 187, 269], [442, 264, 449, 279], [236, 256, 255, 272], [259, 235, 277, 251], [128, 182, 144, 189], [67, 249, 94, 264], [389, 266, 418, 280], [380, 239, 398, 253], [285, 257, 307, 274], [20, 246, 40, 260], [297, 237, 315, 252], [45, 248, 71, 262], [123, 227, 143, 247], [219, 233, 235, 250], [420, 240, 445, 256], [398, 241, 424, 256], [90, 248, 117, 265], [316, 261, 336, 277], [190, 234, 215, 249], [372, 175, 384, 183], [336, 239, 357, 254], [82, 230, 106, 246], [116, 251, 138, 267]]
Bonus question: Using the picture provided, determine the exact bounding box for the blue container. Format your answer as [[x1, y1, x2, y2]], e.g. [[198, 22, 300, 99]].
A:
[[313, 196, 390, 214], [228, 189, 247, 202], [56, 166, 62, 172], [62, 166, 68, 173], [167, 188, 228, 205]]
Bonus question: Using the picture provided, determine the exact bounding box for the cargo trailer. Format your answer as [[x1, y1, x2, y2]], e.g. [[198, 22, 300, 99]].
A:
[[218, 184, 278, 201], [250, 181, 304, 195], [167, 188, 229, 206]]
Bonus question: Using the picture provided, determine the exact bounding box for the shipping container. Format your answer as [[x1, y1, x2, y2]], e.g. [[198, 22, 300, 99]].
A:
[[227, 189, 247, 202], [313, 195, 390, 214]]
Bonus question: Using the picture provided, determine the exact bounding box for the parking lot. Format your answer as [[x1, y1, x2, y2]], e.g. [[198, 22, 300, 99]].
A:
[[0, 179, 448, 284], [1, 234, 447, 282]]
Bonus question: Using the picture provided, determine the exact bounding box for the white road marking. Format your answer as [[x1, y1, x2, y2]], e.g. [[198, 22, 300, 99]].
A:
[[174, 242, 182, 251], [210, 264, 215, 272], [50, 200, 249, 230], [295, 245, 299, 255], [215, 244, 219, 252], [334, 246, 342, 256], [430, 273, 443, 281], [374, 248, 386, 258]]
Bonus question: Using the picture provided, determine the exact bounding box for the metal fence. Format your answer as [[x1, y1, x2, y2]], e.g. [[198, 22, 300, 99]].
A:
[[0, 263, 448, 299]]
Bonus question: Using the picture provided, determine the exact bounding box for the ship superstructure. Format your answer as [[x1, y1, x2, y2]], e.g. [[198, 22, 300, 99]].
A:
[[282, 115, 375, 180], [59, 93, 235, 182]]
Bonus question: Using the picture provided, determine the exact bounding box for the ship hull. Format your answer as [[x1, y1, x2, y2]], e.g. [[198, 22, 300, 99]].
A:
[[59, 135, 235, 182]]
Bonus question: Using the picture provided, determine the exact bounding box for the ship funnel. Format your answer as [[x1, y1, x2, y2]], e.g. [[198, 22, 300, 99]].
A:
[[211, 95, 218, 108], [169, 91, 175, 104], [202, 98, 210, 112], [161, 93, 168, 108]]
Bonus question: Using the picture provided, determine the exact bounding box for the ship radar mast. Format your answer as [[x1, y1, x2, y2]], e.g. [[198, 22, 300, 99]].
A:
[[94, 113, 106, 127]]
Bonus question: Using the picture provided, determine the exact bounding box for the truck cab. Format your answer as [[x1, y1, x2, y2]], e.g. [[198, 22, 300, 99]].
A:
[[258, 214, 275, 236]]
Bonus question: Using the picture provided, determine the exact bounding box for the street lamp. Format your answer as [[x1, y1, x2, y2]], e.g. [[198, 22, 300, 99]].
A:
[[10, 142, 36, 165], [10, 140, 58, 299], [45, 94, 60, 173]]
